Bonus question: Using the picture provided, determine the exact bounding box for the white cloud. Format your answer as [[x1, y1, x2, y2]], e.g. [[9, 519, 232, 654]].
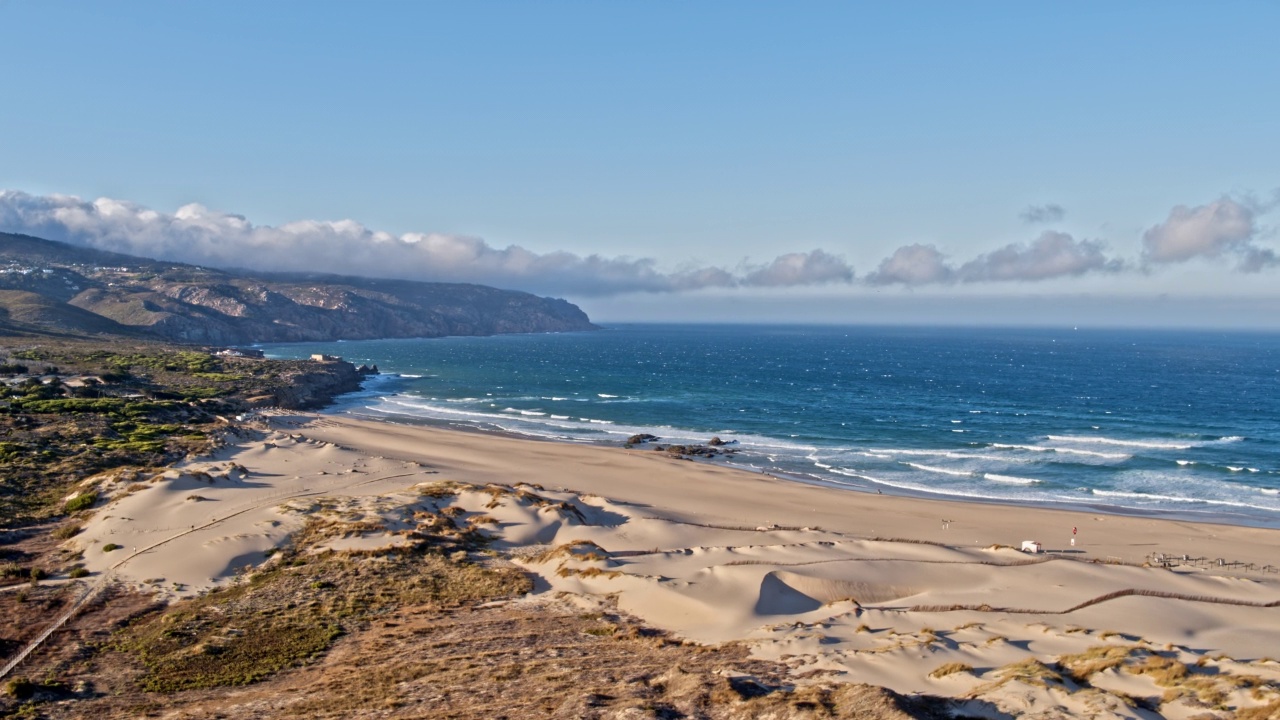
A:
[[1019, 203, 1065, 224], [741, 250, 854, 287], [6, 189, 1272, 300], [867, 233, 1123, 287], [865, 244, 954, 286], [0, 190, 852, 297], [1140, 197, 1263, 269], [958, 231, 1122, 282]]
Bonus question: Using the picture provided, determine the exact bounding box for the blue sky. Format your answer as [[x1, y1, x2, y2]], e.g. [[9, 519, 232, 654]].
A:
[[1, 2, 1278, 327]]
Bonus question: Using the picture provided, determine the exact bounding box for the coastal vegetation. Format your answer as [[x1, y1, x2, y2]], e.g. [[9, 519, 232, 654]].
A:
[[0, 338, 364, 528], [110, 517, 531, 692]]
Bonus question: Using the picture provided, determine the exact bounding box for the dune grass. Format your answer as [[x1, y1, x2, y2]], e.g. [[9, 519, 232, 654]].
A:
[[1058, 645, 1138, 682], [996, 658, 1062, 688], [111, 516, 532, 693], [929, 662, 973, 679]]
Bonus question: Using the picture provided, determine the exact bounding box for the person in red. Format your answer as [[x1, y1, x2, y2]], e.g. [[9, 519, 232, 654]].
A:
[[1071, 526, 1077, 547]]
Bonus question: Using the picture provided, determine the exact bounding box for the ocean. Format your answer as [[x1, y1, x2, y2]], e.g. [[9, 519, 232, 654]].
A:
[[260, 324, 1280, 528]]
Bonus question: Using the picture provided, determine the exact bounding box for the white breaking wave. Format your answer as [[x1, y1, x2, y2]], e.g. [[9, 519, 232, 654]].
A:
[[850, 476, 1062, 504], [871, 448, 1025, 464], [905, 462, 972, 477], [984, 473, 1041, 485], [501, 407, 547, 417], [826, 467, 879, 481], [1089, 488, 1276, 513], [1047, 434, 1195, 450], [366, 396, 697, 441], [991, 442, 1130, 460]]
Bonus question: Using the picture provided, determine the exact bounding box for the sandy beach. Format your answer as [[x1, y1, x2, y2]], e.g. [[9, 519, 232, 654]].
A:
[[69, 412, 1280, 718]]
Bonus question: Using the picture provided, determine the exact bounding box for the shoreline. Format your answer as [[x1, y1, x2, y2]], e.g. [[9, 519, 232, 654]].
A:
[[290, 410, 1280, 573], [330, 399, 1280, 532]]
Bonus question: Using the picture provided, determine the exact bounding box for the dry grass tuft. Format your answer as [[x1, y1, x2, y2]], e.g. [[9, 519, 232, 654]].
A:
[[995, 658, 1062, 688], [556, 566, 622, 580], [967, 658, 1062, 697], [929, 662, 973, 679], [1058, 645, 1139, 682], [529, 540, 608, 565], [417, 481, 465, 499], [1123, 653, 1269, 708], [1128, 653, 1188, 686], [1237, 700, 1280, 720]]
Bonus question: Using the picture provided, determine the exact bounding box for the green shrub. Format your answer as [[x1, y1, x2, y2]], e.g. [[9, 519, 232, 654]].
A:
[[193, 372, 244, 382], [103, 543, 122, 552], [52, 524, 82, 540], [21, 397, 129, 414], [69, 567, 90, 579], [4, 677, 34, 699], [63, 492, 97, 514], [122, 616, 341, 692], [0, 441, 23, 461]]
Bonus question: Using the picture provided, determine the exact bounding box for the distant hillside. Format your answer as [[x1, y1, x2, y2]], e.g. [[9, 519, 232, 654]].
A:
[[0, 232, 597, 343]]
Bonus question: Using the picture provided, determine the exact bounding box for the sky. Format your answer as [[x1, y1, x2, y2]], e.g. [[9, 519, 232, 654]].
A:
[[1, 1, 1278, 328]]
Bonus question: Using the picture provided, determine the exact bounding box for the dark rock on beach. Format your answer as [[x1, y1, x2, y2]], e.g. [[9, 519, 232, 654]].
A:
[[656, 443, 736, 459]]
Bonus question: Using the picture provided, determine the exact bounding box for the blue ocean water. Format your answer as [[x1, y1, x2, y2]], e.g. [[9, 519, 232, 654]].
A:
[[261, 325, 1280, 527]]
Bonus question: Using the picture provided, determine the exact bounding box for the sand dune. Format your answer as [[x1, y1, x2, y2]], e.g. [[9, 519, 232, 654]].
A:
[[65, 412, 1280, 718]]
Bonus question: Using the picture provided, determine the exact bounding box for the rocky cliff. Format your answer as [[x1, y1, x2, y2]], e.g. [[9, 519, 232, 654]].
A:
[[246, 359, 371, 410], [0, 232, 597, 343]]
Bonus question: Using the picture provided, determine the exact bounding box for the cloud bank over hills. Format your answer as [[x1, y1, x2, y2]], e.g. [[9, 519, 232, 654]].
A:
[[0, 190, 1274, 299], [0, 191, 853, 297]]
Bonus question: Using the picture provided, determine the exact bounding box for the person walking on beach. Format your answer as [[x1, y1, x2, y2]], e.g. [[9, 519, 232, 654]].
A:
[[1071, 526, 1077, 547]]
